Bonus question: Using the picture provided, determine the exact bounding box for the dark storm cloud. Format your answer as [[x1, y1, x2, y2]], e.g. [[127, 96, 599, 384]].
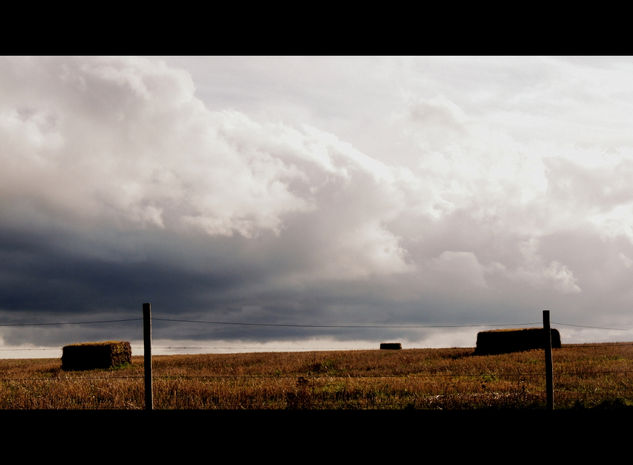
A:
[[0, 227, 240, 313]]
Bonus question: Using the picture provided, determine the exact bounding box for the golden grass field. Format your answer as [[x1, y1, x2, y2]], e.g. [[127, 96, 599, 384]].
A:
[[2, 342, 633, 410]]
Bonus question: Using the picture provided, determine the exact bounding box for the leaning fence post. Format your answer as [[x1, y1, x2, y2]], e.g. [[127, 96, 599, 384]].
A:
[[543, 309, 554, 411], [143, 302, 153, 411]]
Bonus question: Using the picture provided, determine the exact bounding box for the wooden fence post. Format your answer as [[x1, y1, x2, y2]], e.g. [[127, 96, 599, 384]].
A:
[[543, 310, 554, 411], [143, 302, 153, 411]]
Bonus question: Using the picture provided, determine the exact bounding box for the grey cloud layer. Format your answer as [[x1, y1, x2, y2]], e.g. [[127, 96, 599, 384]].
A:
[[2, 56, 633, 348]]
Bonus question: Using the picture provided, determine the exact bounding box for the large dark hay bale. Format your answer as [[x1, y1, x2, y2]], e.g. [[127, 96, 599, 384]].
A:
[[380, 342, 402, 350], [474, 328, 561, 355], [61, 341, 132, 370]]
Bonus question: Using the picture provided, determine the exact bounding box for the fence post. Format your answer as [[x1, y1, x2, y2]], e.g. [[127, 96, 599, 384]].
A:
[[543, 309, 554, 411], [143, 302, 153, 411]]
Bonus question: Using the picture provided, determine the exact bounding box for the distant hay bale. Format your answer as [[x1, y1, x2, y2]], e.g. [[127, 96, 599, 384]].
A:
[[61, 341, 132, 370], [380, 342, 402, 350], [475, 328, 561, 355]]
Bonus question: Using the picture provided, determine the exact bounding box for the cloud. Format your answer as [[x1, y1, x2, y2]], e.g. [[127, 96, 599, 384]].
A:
[[0, 57, 414, 246], [0, 57, 316, 238], [428, 251, 488, 290], [3, 56, 633, 350], [0, 57, 417, 315], [507, 237, 581, 294]]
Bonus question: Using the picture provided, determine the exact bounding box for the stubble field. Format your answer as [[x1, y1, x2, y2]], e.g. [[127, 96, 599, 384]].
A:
[[1, 342, 633, 410]]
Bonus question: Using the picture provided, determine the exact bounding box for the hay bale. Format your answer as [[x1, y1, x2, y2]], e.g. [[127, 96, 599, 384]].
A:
[[61, 341, 132, 370], [380, 342, 402, 350], [474, 328, 561, 355]]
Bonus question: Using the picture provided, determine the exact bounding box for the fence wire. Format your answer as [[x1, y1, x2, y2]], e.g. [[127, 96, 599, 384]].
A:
[[1, 313, 633, 409]]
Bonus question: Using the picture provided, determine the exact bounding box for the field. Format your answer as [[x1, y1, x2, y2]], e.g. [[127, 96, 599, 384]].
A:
[[2, 342, 633, 410]]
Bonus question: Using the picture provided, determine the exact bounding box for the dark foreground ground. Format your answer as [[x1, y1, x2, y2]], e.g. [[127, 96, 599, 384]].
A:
[[1, 408, 629, 459]]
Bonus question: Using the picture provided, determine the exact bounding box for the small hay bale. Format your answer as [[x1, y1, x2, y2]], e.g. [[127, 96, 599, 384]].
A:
[[474, 328, 561, 355], [61, 341, 132, 371], [380, 342, 402, 350]]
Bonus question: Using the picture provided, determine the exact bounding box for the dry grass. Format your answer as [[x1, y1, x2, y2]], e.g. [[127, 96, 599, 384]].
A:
[[1, 343, 633, 410]]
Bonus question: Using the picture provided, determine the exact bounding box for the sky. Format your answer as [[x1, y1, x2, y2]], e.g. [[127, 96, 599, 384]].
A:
[[2, 55, 633, 358]]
